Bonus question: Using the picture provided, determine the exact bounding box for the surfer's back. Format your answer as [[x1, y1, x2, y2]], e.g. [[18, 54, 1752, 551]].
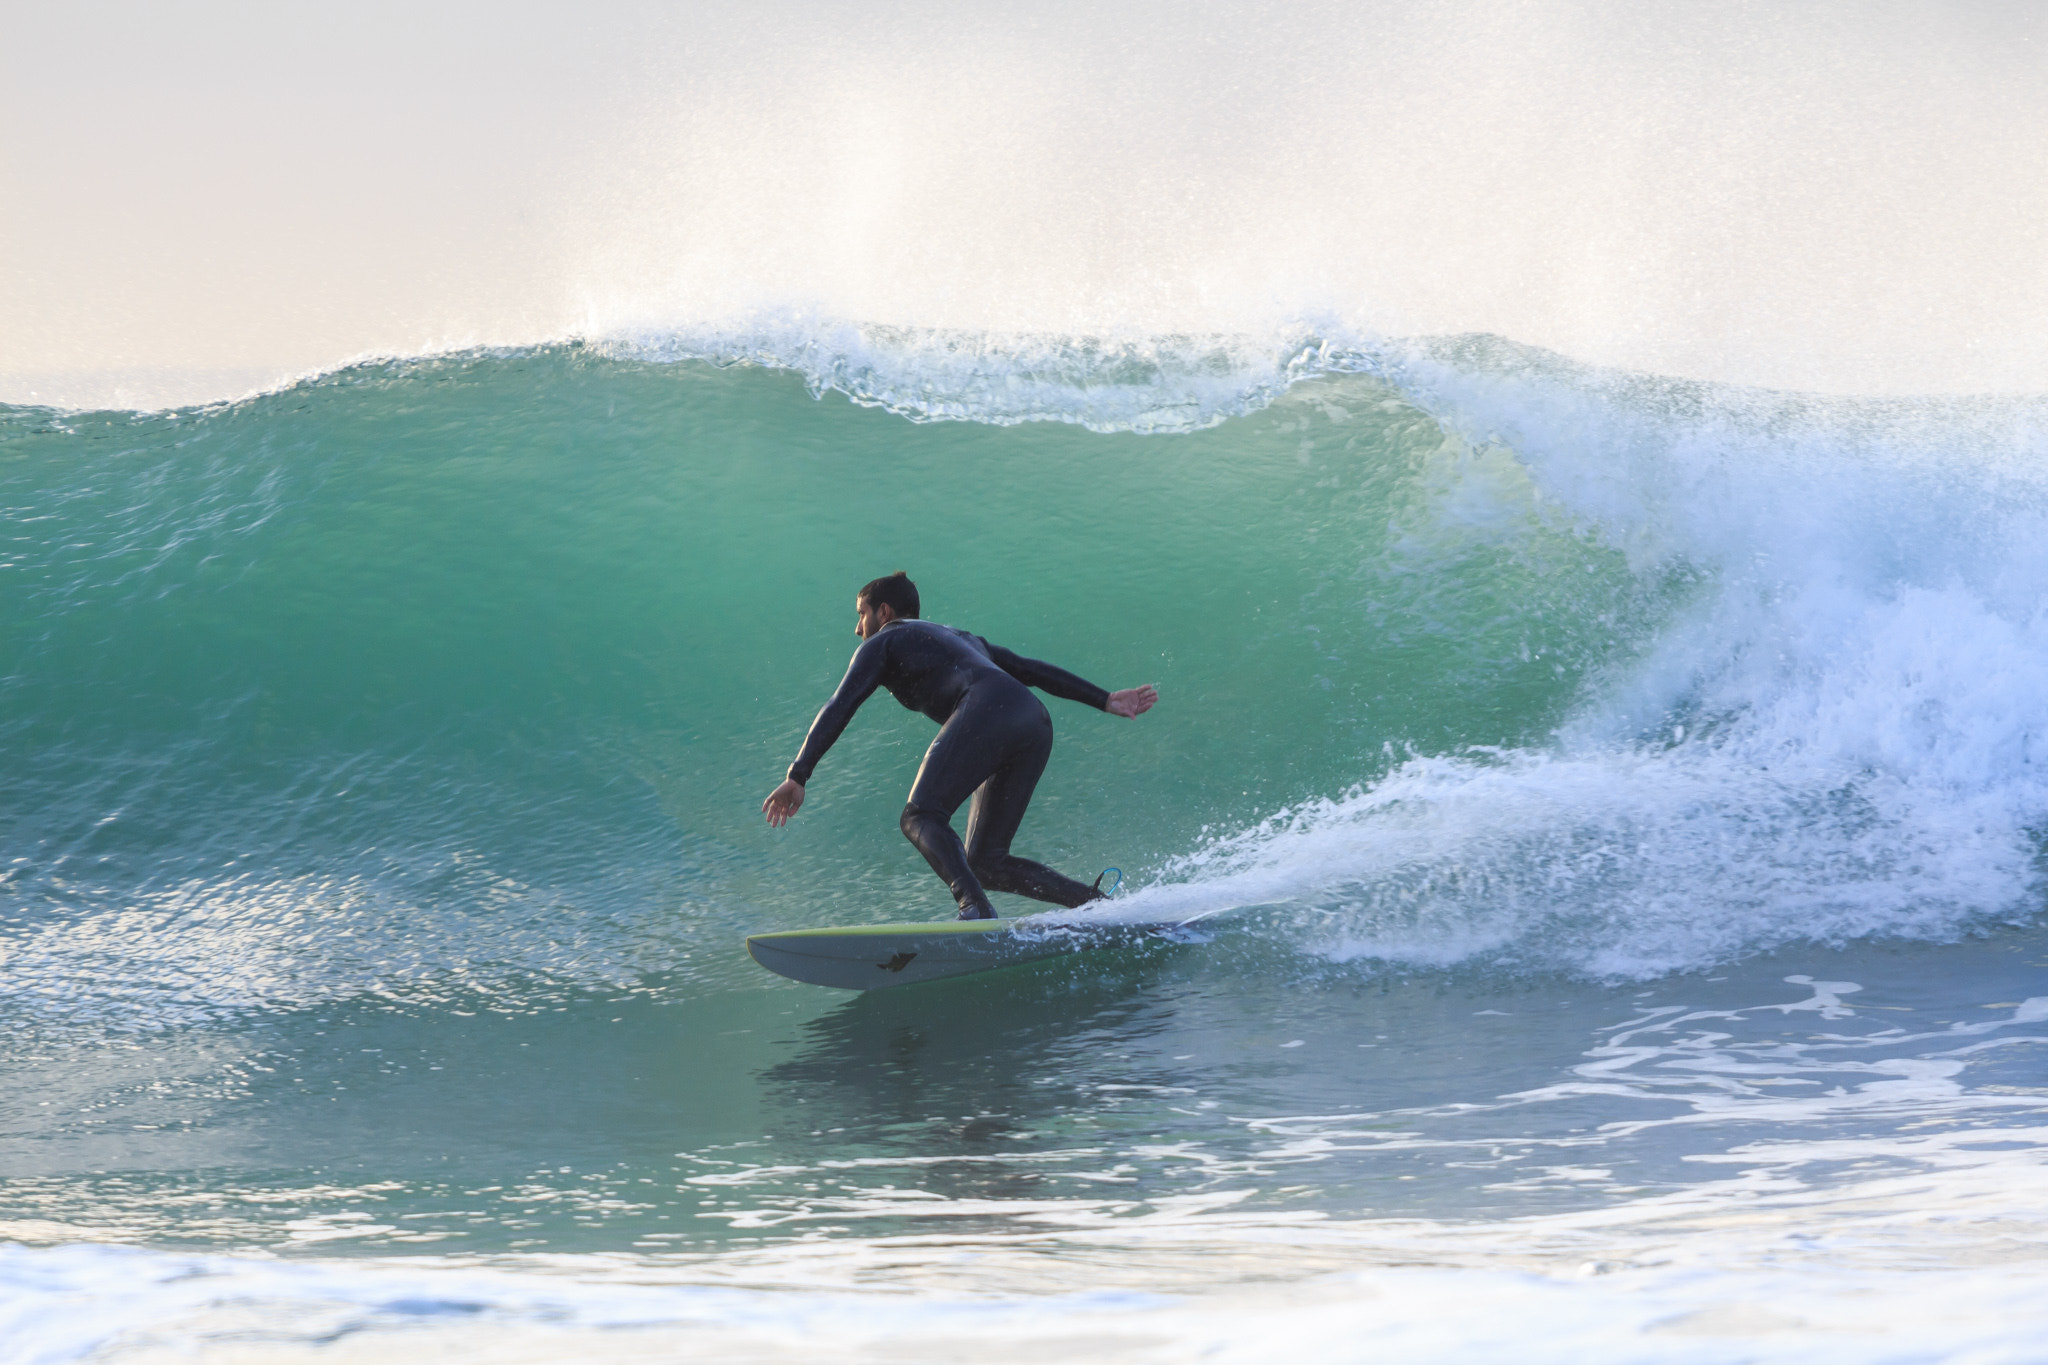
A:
[[860, 618, 1013, 723]]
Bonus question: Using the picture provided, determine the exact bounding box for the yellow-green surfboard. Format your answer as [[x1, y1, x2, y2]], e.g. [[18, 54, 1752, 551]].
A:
[[745, 914, 1180, 989]]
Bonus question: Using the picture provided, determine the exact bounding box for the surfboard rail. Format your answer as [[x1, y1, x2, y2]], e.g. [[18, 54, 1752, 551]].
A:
[[744, 915, 1171, 989]]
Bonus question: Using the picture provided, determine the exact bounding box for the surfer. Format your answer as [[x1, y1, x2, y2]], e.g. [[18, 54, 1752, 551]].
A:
[[762, 572, 1157, 920]]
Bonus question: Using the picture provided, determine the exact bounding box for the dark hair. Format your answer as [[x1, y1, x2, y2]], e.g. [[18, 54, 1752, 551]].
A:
[[858, 570, 920, 620]]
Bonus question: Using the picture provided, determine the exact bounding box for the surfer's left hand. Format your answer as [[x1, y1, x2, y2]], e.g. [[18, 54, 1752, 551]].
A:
[[763, 778, 805, 826], [1106, 685, 1157, 718]]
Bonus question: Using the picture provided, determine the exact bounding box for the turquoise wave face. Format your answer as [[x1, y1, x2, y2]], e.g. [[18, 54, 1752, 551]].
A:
[[9, 336, 2048, 1035], [0, 347, 1663, 1026]]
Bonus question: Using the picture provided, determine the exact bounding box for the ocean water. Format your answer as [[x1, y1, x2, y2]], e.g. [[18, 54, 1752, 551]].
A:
[[4, 325, 2048, 1362]]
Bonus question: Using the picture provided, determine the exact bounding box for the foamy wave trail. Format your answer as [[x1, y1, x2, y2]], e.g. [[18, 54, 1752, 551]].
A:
[[1115, 337, 2048, 975], [2, 324, 2046, 1036]]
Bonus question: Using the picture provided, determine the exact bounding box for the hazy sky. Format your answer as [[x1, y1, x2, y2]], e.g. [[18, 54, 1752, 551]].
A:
[[6, 0, 2047, 407]]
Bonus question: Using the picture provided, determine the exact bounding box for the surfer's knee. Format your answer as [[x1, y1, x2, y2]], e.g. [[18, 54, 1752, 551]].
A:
[[900, 803, 939, 843]]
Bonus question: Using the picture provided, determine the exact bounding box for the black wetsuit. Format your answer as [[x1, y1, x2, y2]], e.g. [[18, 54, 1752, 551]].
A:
[[787, 619, 1110, 917]]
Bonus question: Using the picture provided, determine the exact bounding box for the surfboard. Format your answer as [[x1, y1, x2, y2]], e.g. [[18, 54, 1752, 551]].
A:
[[745, 914, 1186, 989]]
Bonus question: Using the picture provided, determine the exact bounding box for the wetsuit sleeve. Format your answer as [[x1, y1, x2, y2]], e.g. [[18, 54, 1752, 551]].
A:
[[787, 638, 887, 784], [984, 642, 1111, 710]]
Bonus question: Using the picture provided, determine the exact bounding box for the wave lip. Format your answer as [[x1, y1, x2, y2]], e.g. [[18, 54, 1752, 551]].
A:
[[5, 315, 1392, 427], [599, 314, 1388, 433]]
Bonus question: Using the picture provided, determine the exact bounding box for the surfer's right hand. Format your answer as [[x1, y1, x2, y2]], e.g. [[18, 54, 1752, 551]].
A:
[[763, 778, 805, 826], [1106, 684, 1158, 718]]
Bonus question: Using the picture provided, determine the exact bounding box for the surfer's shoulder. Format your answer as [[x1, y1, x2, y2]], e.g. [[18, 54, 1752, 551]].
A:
[[889, 618, 968, 646], [922, 622, 996, 660], [852, 616, 929, 660]]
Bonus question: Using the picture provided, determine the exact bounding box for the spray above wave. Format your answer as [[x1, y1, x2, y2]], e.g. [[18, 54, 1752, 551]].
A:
[[17, 1, 2048, 415]]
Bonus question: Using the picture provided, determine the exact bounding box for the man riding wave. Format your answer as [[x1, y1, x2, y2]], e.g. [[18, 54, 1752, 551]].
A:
[[762, 572, 1157, 919]]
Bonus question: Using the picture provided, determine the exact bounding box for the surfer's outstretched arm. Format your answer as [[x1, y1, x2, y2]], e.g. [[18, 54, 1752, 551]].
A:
[[983, 642, 1158, 719], [982, 643, 1110, 707], [788, 640, 887, 782], [764, 633, 887, 825]]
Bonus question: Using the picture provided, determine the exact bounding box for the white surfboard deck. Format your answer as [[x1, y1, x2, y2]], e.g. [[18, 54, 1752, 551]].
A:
[[745, 914, 1190, 990]]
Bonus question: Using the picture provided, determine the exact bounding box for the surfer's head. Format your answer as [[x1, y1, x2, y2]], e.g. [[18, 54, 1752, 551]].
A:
[[856, 571, 919, 638]]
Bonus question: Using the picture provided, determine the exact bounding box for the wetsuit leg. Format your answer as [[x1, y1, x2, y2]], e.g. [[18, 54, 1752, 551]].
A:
[[963, 711, 1101, 909], [900, 682, 1094, 917], [900, 690, 1016, 917]]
